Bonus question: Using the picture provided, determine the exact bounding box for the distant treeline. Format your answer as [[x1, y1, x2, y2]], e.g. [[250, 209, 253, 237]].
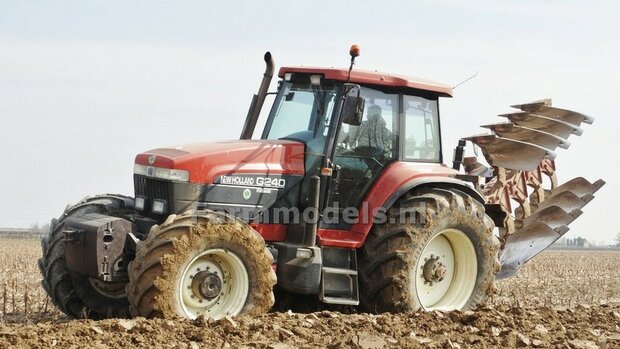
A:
[[0, 228, 46, 239], [548, 244, 620, 251]]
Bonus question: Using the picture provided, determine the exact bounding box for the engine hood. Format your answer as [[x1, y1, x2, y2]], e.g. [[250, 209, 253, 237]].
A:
[[135, 140, 305, 184]]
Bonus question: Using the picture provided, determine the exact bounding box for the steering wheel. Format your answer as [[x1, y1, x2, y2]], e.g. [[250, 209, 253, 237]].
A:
[[341, 146, 385, 170]]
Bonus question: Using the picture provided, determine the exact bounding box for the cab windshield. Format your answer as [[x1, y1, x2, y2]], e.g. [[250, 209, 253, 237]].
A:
[[262, 80, 340, 153]]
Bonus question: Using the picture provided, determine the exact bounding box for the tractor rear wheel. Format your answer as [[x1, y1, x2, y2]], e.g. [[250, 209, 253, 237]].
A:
[[38, 195, 133, 319], [127, 210, 276, 319], [359, 188, 500, 312]]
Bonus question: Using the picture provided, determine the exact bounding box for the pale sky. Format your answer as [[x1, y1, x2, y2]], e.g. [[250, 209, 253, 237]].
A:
[[0, 1, 618, 243]]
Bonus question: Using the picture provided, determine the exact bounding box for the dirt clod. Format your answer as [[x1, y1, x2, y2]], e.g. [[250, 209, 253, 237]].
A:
[[568, 339, 599, 349], [90, 325, 103, 335], [517, 332, 531, 346], [535, 324, 549, 334], [115, 319, 136, 331]]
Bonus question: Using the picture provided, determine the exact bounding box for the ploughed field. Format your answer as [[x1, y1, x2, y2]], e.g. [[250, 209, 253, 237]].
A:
[[1, 239, 619, 348]]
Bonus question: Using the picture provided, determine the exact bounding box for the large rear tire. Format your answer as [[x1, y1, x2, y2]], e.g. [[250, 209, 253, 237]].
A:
[[38, 195, 133, 319], [359, 188, 500, 312], [127, 210, 276, 319]]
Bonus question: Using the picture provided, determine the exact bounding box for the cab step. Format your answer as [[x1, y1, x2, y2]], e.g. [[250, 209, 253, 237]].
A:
[[320, 247, 359, 306]]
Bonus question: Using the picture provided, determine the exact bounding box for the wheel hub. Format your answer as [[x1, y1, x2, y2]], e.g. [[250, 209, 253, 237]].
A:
[[88, 278, 127, 299], [192, 271, 222, 299], [422, 254, 447, 285]]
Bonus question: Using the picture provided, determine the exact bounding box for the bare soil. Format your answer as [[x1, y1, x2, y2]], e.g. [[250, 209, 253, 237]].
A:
[[1, 240, 619, 348], [2, 305, 619, 348]]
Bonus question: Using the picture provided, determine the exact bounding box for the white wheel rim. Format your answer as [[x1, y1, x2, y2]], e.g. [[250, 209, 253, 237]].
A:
[[178, 249, 249, 320], [414, 228, 477, 311]]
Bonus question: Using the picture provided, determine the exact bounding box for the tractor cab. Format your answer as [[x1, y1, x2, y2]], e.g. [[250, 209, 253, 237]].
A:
[[257, 65, 453, 227]]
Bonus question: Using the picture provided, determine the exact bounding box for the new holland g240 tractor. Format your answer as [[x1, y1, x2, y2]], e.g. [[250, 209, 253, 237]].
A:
[[39, 46, 604, 319]]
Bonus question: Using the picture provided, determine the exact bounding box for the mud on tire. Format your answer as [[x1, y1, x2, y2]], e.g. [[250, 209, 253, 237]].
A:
[[127, 210, 276, 319], [358, 187, 500, 313], [38, 194, 133, 319]]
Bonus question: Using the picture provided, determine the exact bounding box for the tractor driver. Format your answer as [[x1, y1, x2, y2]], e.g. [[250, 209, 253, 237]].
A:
[[347, 104, 393, 158]]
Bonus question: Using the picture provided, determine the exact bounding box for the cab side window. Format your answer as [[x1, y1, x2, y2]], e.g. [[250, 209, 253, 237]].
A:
[[403, 96, 440, 162], [336, 88, 398, 162]]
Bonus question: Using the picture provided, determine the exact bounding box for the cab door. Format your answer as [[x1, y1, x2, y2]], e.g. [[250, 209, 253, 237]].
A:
[[324, 87, 400, 228]]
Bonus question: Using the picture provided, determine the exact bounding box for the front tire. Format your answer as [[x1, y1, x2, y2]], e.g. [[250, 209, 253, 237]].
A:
[[359, 187, 500, 312], [127, 210, 276, 319], [38, 195, 133, 319]]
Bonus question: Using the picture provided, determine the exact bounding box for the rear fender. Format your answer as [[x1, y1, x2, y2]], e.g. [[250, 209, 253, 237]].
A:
[[381, 177, 485, 211], [344, 177, 484, 245]]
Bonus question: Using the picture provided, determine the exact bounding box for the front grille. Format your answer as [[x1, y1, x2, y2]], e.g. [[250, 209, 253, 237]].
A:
[[134, 175, 171, 204]]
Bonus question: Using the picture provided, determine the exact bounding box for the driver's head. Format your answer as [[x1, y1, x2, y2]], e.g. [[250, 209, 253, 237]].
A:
[[368, 105, 382, 121]]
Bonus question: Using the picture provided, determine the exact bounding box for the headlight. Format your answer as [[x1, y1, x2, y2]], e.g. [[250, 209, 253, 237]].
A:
[[135, 197, 146, 211], [310, 74, 322, 86], [134, 164, 190, 182], [152, 199, 167, 215]]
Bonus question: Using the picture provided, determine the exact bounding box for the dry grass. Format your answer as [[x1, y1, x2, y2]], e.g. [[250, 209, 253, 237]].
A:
[[0, 239, 55, 317], [0, 238, 618, 320], [494, 250, 620, 307]]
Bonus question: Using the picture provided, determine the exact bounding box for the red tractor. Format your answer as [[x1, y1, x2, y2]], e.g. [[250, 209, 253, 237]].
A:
[[39, 46, 604, 319]]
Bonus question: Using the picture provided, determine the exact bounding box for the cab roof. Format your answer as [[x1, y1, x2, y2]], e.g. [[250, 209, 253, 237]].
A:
[[278, 66, 453, 97]]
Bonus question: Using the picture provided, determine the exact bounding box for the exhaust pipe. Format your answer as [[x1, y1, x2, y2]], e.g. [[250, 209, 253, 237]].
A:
[[240, 52, 275, 139]]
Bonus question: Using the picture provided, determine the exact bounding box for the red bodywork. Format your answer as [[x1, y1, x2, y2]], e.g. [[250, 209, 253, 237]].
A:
[[279, 67, 453, 97], [136, 140, 458, 248], [248, 162, 458, 247], [135, 140, 305, 183], [318, 162, 458, 248]]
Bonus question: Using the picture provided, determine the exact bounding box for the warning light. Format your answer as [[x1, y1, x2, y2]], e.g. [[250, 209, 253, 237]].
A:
[[349, 45, 360, 58]]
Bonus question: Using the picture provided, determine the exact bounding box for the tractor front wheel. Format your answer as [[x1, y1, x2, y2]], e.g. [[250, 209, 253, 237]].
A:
[[359, 188, 500, 312], [127, 210, 276, 319]]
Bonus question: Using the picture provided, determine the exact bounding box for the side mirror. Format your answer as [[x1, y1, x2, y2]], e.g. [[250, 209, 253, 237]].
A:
[[341, 84, 365, 126]]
